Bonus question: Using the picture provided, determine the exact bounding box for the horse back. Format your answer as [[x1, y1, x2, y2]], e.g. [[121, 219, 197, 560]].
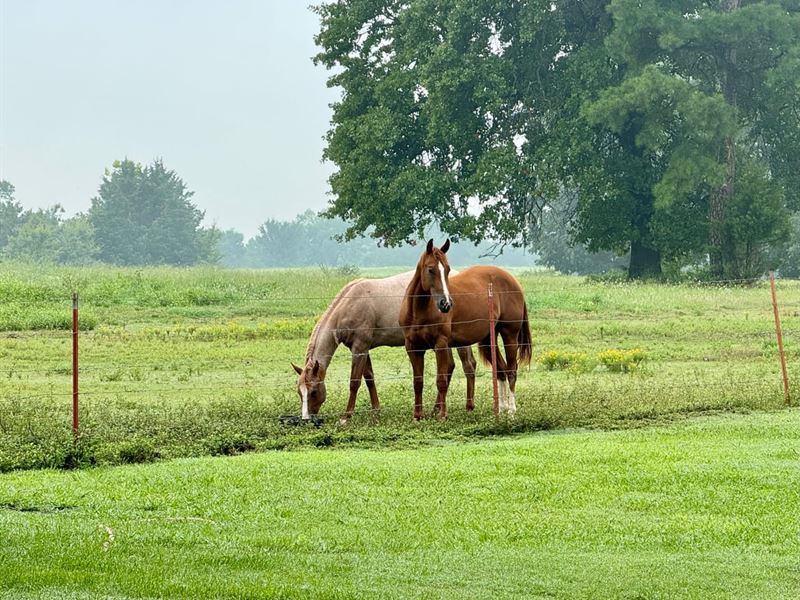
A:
[[449, 265, 526, 326], [331, 272, 411, 347]]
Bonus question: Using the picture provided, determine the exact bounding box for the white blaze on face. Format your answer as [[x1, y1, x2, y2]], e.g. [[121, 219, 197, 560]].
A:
[[438, 263, 452, 305], [300, 382, 310, 420]]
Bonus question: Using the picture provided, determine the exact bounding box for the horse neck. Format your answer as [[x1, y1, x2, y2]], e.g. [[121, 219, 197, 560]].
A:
[[407, 264, 432, 316], [305, 311, 339, 370]]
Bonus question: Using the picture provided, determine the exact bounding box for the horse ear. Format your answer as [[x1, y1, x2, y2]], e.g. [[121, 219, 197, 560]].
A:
[[426, 239, 434, 254], [312, 360, 320, 375], [441, 238, 450, 254], [291, 362, 303, 376]]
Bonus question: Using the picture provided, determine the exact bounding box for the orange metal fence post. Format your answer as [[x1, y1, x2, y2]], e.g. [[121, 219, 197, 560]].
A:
[[72, 292, 79, 434], [769, 272, 791, 406], [488, 282, 499, 416]]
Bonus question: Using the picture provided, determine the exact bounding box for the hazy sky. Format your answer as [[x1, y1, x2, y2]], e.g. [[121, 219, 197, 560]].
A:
[[0, 1, 338, 237]]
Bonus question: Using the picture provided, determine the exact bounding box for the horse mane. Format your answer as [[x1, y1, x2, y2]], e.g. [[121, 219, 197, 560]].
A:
[[305, 278, 363, 363]]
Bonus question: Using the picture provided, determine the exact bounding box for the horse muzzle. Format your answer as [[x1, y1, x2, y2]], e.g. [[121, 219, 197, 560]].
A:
[[438, 298, 452, 313]]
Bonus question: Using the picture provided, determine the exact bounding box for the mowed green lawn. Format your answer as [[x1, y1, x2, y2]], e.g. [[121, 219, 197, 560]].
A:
[[1, 410, 798, 599]]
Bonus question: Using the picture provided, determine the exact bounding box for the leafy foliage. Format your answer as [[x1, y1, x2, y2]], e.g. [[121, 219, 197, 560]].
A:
[[3, 207, 98, 265], [0, 181, 98, 265], [314, 0, 800, 279], [89, 159, 219, 265]]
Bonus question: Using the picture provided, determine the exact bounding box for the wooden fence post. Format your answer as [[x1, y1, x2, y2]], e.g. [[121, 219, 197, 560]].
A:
[[488, 282, 499, 416], [769, 272, 791, 406]]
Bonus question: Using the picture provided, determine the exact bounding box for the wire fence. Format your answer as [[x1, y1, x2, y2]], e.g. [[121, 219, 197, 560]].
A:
[[0, 274, 796, 430]]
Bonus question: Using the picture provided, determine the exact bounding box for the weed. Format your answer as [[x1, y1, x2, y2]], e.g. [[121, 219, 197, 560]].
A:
[[538, 350, 595, 373], [117, 439, 161, 464], [598, 348, 646, 373]]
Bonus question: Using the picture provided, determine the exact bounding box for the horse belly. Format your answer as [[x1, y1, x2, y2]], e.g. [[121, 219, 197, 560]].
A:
[[448, 301, 489, 346], [371, 325, 405, 348]]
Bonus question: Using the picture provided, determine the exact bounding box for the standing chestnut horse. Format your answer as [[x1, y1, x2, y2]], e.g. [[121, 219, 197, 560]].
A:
[[399, 240, 532, 420]]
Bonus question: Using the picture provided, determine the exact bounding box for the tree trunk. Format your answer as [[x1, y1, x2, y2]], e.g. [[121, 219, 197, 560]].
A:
[[628, 238, 662, 279], [709, 0, 738, 279]]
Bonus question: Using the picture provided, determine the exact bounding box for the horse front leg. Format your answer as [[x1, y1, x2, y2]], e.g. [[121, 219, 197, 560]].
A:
[[457, 346, 476, 411], [406, 343, 425, 421], [341, 347, 368, 424], [433, 341, 453, 419]]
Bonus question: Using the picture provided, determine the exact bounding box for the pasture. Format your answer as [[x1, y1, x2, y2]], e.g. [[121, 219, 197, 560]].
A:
[[0, 263, 797, 470], [1, 263, 799, 598]]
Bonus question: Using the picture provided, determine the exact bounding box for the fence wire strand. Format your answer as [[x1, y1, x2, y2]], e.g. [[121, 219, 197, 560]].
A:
[[1, 275, 796, 422]]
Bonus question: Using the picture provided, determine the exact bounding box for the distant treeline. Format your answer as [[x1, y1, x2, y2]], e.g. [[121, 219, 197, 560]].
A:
[[0, 160, 543, 270], [217, 210, 535, 268], [0, 160, 217, 267], [12, 157, 796, 276]]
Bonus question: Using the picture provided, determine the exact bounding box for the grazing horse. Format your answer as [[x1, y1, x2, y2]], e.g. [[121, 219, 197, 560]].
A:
[[399, 240, 532, 420], [292, 271, 477, 423]]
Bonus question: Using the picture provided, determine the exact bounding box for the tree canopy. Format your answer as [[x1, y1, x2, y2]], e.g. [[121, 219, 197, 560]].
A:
[[314, 0, 800, 278], [0, 180, 98, 265], [88, 159, 218, 266]]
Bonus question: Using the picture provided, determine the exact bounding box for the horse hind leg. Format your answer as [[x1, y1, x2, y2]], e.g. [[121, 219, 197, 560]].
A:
[[495, 352, 510, 413], [480, 336, 508, 412], [457, 346, 476, 411], [500, 328, 520, 416], [363, 353, 380, 421]]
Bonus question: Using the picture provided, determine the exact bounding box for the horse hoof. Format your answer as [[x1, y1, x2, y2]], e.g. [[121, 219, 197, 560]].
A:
[[338, 418, 349, 426]]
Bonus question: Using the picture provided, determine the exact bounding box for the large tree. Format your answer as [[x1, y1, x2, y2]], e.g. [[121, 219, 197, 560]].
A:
[[602, 0, 800, 278], [314, 0, 800, 278], [89, 159, 218, 265]]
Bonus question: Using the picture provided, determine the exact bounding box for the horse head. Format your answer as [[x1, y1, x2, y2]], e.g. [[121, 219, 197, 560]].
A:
[[415, 238, 453, 313], [291, 360, 327, 419]]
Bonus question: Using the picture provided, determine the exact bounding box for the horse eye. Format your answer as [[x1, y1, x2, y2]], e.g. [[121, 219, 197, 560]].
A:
[[428, 267, 435, 274]]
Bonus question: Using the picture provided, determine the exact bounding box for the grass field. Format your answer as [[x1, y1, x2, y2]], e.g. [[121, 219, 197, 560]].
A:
[[2, 263, 799, 598], [1, 410, 798, 599], [0, 263, 798, 470]]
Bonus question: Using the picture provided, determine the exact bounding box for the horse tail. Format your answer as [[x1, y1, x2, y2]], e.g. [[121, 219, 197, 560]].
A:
[[477, 290, 532, 367], [517, 302, 532, 366], [478, 338, 494, 367]]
